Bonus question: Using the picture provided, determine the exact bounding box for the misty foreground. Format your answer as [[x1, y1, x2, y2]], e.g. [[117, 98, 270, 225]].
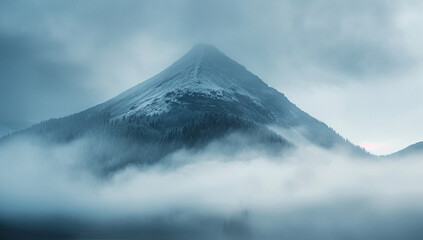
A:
[[1, 136, 423, 240]]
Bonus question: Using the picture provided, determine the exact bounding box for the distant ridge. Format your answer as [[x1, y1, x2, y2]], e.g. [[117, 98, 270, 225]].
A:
[[389, 141, 423, 158]]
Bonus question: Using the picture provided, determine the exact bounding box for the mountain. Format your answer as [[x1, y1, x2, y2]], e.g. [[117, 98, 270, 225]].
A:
[[389, 141, 423, 158], [0, 119, 33, 137], [3, 44, 366, 173]]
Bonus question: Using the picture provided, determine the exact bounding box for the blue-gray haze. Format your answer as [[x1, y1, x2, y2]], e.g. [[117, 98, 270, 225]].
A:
[[1, 1, 423, 239]]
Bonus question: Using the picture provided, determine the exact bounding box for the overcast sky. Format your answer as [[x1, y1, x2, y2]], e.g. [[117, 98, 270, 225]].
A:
[[0, 0, 422, 155]]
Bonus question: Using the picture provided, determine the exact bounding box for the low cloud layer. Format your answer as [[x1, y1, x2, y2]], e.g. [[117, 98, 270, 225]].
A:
[[1, 135, 423, 239]]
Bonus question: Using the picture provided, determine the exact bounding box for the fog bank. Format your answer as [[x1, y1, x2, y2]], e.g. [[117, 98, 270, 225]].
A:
[[1, 136, 423, 239]]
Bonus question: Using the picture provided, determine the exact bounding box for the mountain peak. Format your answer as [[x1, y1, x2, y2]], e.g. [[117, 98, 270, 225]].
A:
[[180, 43, 229, 66], [105, 44, 270, 117], [190, 43, 220, 54]]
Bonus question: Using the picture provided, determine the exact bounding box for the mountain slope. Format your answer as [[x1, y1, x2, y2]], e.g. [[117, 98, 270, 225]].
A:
[[4, 44, 367, 172], [0, 119, 33, 137], [389, 141, 423, 158]]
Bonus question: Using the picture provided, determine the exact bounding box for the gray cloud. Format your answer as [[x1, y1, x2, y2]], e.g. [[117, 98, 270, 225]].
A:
[[0, 31, 93, 121]]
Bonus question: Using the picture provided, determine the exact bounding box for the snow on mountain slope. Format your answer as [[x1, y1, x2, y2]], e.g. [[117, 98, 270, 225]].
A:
[[99, 44, 278, 120]]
